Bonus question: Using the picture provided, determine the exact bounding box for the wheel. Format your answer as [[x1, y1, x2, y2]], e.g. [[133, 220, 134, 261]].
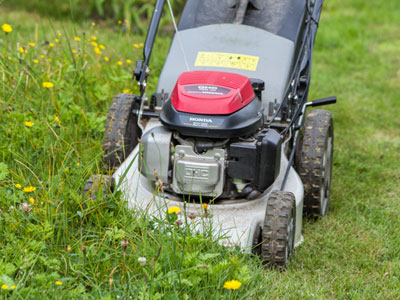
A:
[[261, 190, 296, 268], [103, 93, 141, 169], [297, 109, 334, 217], [83, 174, 114, 200]]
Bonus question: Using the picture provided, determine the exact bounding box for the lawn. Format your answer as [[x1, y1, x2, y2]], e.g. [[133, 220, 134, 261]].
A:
[[0, 0, 399, 299]]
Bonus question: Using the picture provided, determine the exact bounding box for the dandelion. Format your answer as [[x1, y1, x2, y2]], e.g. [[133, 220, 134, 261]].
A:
[[104, 56, 109, 62], [55, 38, 59, 43], [57, 30, 62, 36], [138, 257, 146, 266], [67, 245, 72, 252], [91, 36, 97, 41], [123, 89, 131, 94], [99, 44, 105, 50], [11, 285, 16, 290], [91, 41, 98, 47], [23, 186, 36, 193], [42, 82, 54, 88], [49, 43, 54, 47], [15, 184, 22, 189], [2, 24, 12, 33], [139, 43, 144, 47], [168, 206, 181, 214], [24, 121, 34, 127], [94, 47, 102, 55], [29, 197, 35, 205], [19, 47, 26, 54], [55, 281, 62, 286], [133, 43, 139, 48], [29, 42, 36, 47], [118, 20, 122, 24], [203, 203, 208, 210], [40, 54, 45, 58], [126, 59, 132, 64], [54, 115, 61, 126], [76, 161, 80, 166], [33, 59, 39, 64], [91, 22, 96, 27], [24, 248, 28, 253], [1, 284, 8, 290], [48, 58, 53, 62], [223, 280, 242, 290], [72, 49, 77, 54], [117, 61, 123, 66], [74, 36, 80, 41]]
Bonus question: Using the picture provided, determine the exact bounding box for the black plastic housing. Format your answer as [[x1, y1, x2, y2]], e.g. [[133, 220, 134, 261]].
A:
[[160, 98, 264, 139], [228, 129, 282, 191]]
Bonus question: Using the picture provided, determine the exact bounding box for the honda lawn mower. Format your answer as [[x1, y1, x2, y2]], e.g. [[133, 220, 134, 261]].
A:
[[85, 0, 336, 267]]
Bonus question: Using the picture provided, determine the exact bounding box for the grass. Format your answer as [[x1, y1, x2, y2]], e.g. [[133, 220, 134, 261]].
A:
[[0, 0, 399, 298]]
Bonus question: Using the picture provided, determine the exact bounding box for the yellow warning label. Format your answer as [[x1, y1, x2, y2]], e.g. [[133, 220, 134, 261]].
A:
[[195, 52, 259, 71]]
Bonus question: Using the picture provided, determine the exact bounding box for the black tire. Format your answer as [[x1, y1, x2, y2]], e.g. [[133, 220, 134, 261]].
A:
[[261, 190, 296, 268], [103, 93, 141, 169], [297, 109, 334, 218], [83, 174, 114, 200]]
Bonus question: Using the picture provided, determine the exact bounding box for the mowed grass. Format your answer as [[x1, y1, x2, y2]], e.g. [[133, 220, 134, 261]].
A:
[[0, 0, 399, 298]]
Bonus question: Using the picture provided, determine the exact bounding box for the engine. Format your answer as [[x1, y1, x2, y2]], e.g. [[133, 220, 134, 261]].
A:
[[139, 71, 282, 199]]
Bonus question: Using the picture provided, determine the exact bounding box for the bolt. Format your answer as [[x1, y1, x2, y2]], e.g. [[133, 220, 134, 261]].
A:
[[178, 150, 185, 158], [214, 153, 220, 161]]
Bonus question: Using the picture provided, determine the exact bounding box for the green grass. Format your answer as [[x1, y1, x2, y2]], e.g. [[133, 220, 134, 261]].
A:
[[1, 0, 400, 298]]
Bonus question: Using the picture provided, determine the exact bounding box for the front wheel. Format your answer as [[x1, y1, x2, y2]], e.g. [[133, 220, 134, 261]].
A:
[[261, 190, 296, 268]]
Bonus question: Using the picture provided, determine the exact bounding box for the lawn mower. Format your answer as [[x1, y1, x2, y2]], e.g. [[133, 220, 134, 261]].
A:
[[85, 0, 336, 267]]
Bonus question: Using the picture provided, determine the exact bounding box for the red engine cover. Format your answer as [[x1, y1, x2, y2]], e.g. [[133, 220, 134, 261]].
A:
[[170, 71, 255, 115]]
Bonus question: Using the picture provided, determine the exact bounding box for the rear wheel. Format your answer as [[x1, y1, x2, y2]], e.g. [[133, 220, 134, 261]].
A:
[[261, 190, 296, 268], [103, 93, 141, 170], [297, 109, 334, 217]]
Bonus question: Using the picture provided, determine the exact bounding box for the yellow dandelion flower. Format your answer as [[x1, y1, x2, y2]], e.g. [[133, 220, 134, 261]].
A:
[[1, 284, 8, 290], [117, 61, 123, 66], [91, 22, 96, 27], [74, 36, 80, 41], [99, 44, 105, 50], [49, 43, 55, 47], [2, 24, 12, 33], [40, 54, 45, 58], [48, 58, 53, 62], [29, 197, 35, 205], [23, 186, 36, 193], [33, 59, 39, 64], [118, 20, 122, 24], [55, 38, 59, 43], [133, 43, 139, 48], [126, 59, 132, 64], [139, 43, 144, 47], [24, 248, 28, 253], [223, 280, 242, 290], [55, 281, 62, 286], [123, 89, 131, 94], [57, 30, 62, 36], [76, 161, 80, 166], [11, 285, 16, 290], [29, 42, 36, 47], [202, 203, 208, 210], [91, 36, 97, 41], [43, 82, 54, 88], [54, 115, 61, 126], [67, 245, 72, 252], [168, 206, 181, 214], [8, 56, 11, 60], [72, 49, 77, 54], [91, 41, 98, 47], [15, 184, 22, 189], [76, 54, 79, 58], [19, 47, 26, 54], [104, 56, 109, 62], [94, 47, 102, 55], [24, 121, 34, 127]]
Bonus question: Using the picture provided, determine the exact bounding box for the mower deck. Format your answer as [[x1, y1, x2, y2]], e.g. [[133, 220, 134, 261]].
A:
[[113, 119, 304, 252]]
